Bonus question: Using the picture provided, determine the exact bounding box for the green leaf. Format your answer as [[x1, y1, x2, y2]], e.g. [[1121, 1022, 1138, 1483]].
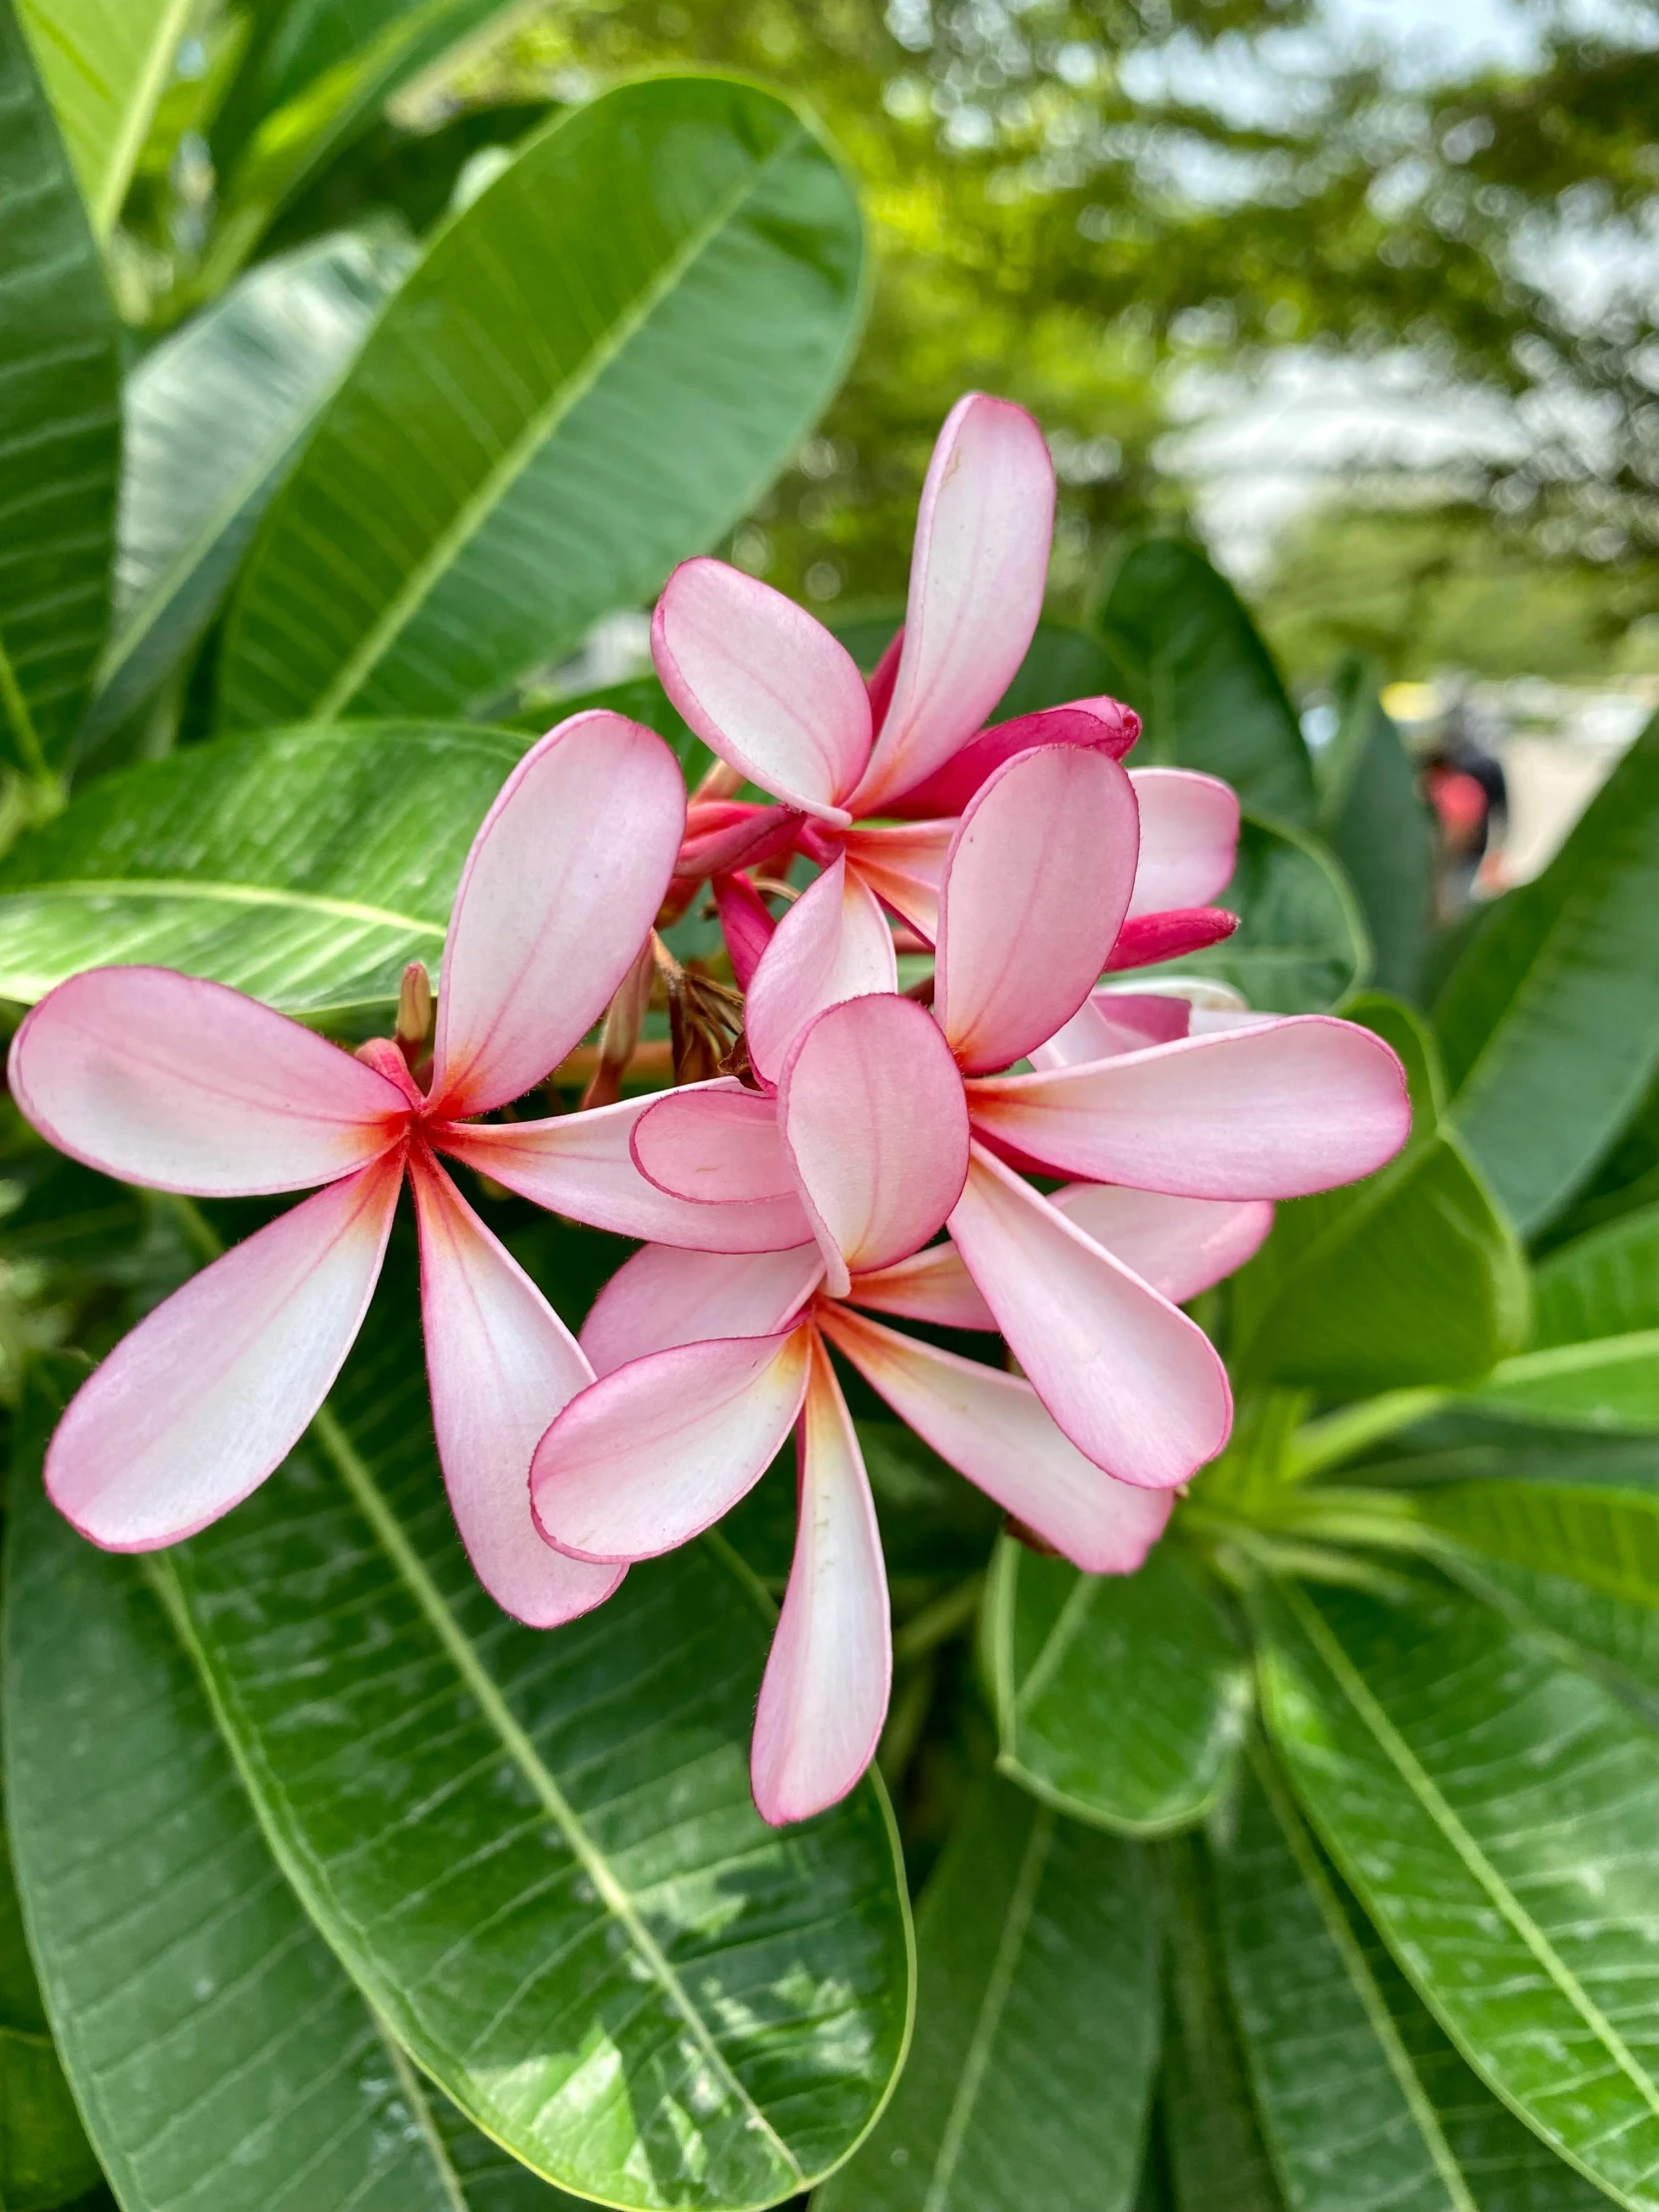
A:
[[1321, 660, 1433, 1004], [0, 0, 121, 778], [1259, 1571, 1659, 2208], [15, 0, 189, 236], [1433, 710, 1659, 1237], [5, 1357, 573, 2212], [1119, 813, 1367, 1015], [1416, 1476, 1659, 1616], [1092, 539, 1317, 829], [84, 230, 414, 752], [1216, 1749, 1606, 2212], [219, 77, 864, 729], [159, 1262, 910, 2209], [816, 1775, 1158, 2212], [986, 1537, 1249, 1834], [1232, 996, 1529, 1392], [1465, 1204, 1659, 1431], [0, 1814, 102, 2212], [0, 721, 526, 1017]]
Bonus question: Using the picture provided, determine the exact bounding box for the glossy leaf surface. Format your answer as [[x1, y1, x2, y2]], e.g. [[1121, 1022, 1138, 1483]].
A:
[[0, 722, 524, 1017], [1417, 1476, 1659, 1616], [220, 78, 864, 728], [1260, 1573, 1659, 2208], [0, 1814, 102, 2212], [162, 1271, 911, 2209], [15, 0, 186, 234], [1321, 661, 1432, 1004], [0, 1, 121, 776], [987, 1538, 1248, 1834], [1434, 710, 1659, 1236], [817, 1776, 1158, 2212], [1467, 1203, 1659, 1430]]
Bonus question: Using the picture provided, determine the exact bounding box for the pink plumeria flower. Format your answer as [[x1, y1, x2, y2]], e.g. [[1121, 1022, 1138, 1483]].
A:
[[7, 712, 805, 1625]]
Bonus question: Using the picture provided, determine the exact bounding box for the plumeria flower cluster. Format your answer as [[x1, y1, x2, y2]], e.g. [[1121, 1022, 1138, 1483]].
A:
[[10, 393, 1411, 1835]]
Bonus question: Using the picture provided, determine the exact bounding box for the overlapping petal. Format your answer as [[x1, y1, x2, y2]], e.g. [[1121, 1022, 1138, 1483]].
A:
[[426, 713, 685, 1118], [835, 820, 954, 939], [652, 560, 868, 820], [845, 1241, 996, 1331], [1029, 990, 1191, 1071], [1126, 769, 1240, 918], [965, 1018, 1411, 1198], [819, 1306, 1173, 1573], [45, 1156, 401, 1550], [850, 393, 1056, 812], [1052, 1184, 1274, 1305], [581, 1244, 825, 1378], [934, 744, 1139, 1075], [530, 1326, 814, 1562], [946, 1147, 1232, 1487], [752, 1337, 890, 1827], [9, 968, 406, 1195], [407, 1151, 622, 1628], [886, 698, 1142, 822], [778, 994, 970, 1295], [631, 1082, 798, 1204], [744, 854, 897, 1084]]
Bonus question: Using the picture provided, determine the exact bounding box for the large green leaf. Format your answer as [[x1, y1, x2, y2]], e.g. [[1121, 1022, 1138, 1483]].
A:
[[219, 77, 864, 730], [1259, 1572, 1659, 2208], [1320, 660, 1432, 1005], [1092, 539, 1317, 828], [1232, 997, 1528, 1392], [158, 1262, 910, 2209], [0, 722, 527, 1017], [817, 1775, 1158, 2212], [1465, 1204, 1659, 1430], [15, 0, 188, 235], [0, 1814, 102, 2212], [5, 1358, 580, 2212], [1216, 1751, 1605, 2212], [1416, 1477, 1659, 1617], [0, 0, 121, 779], [85, 230, 414, 752], [1433, 710, 1659, 1236], [986, 1538, 1249, 1834]]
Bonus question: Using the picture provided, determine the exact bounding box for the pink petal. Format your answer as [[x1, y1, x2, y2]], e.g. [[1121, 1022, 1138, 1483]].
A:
[[778, 993, 970, 1296], [1028, 990, 1192, 1071], [819, 1305, 1173, 1573], [864, 627, 904, 729], [9, 967, 406, 1195], [965, 1018, 1412, 1198], [849, 395, 1056, 813], [529, 1326, 814, 1562], [426, 712, 685, 1118], [744, 853, 897, 1085], [1105, 907, 1237, 972], [581, 1244, 826, 1378], [407, 1152, 621, 1627], [712, 871, 777, 989], [886, 699, 1141, 819], [1052, 1184, 1274, 1304], [752, 1336, 890, 1826], [676, 801, 803, 883], [946, 1147, 1232, 1487], [631, 1083, 797, 1204], [432, 1090, 813, 1252], [1126, 770, 1240, 918], [934, 745, 1139, 1075], [846, 1241, 995, 1331], [652, 558, 867, 820], [838, 822, 954, 939], [44, 1156, 401, 1550]]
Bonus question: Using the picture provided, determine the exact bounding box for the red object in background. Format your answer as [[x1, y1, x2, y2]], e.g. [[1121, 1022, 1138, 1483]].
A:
[[1426, 765, 1488, 840]]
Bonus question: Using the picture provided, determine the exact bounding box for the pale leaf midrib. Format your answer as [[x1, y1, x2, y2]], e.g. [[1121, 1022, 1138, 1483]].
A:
[[93, 0, 196, 235], [1482, 1330, 1659, 1387], [0, 874, 445, 935], [1012, 1567, 1098, 1720]]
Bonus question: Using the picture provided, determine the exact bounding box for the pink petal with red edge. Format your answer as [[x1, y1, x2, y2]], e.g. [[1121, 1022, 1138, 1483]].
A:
[[934, 745, 1139, 1075], [850, 395, 1055, 812], [676, 801, 802, 882], [1029, 991, 1191, 1071], [752, 1337, 889, 1826], [1105, 907, 1237, 972], [838, 821, 953, 940], [9, 967, 406, 1195], [581, 1244, 826, 1378], [632, 1084, 796, 1204], [887, 699, 1141, 819], [778, 993, 970, 1296], [864, 627, 904, 729], [819, 1305, 1172, 1572], [744, 853, 897, 1085], [1053, 1184, 1273, 1304], [426, 712, 685, 1119], [432, 1092, 813, 1252], [713, 872, 777, 989], [1126, 770, 1240, 918], [846, 1241, 995, 1330], [947, 1147, 1232, 1487], [652, 559, 867, 819], [529, 1327, 813, 1562], [407, 1151, 620, 1627], [45, 1155, 401, 1550], [965, 1017, 1412, 1197]]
